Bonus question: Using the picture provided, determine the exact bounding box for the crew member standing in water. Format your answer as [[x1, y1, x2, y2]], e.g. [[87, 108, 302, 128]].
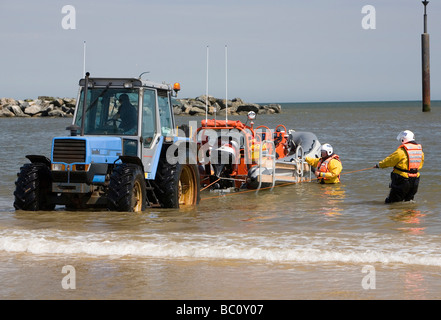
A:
[[305, 143, 342, 184], [375, 130, 424, 203]]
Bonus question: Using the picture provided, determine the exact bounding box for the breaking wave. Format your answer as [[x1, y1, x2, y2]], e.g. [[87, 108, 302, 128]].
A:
[[1, 228, 441, 267]]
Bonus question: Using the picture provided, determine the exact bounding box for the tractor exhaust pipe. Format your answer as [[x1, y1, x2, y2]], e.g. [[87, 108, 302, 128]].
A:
[[80, 72, 90, 136]]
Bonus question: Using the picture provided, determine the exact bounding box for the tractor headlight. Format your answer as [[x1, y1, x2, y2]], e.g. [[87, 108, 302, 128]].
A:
[[51, 163, 65, 171]]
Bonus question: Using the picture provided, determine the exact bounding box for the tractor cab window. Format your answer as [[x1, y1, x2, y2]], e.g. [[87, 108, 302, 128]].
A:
[[141, 89, 156, 147], [75, 87, 139, 135], [157, 90, 173, 136]]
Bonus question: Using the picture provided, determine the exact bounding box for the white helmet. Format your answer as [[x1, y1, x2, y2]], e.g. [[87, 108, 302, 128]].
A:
[[397, 130, 415, 144], [320, 143, 333, 156]]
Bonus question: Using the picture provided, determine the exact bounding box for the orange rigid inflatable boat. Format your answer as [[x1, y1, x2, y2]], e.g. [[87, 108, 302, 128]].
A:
[[195, 112, 322, 191]]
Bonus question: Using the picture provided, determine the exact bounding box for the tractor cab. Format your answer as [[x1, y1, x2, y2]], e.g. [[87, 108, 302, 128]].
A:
[[68, 75, 179, 179]]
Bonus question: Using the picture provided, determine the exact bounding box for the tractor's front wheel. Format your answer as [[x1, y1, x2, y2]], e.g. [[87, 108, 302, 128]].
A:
[[14, 162, 55, 211], [107, 163, 146, 212]]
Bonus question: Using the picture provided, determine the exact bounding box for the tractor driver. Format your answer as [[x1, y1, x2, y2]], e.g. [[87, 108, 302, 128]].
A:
[[115, 93, 137, 134]]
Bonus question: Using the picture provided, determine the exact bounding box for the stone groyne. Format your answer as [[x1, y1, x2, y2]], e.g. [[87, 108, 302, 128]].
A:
[[0, 95, 281, 117], [0, 97, 76, 117], [174, 95, 281, 116]]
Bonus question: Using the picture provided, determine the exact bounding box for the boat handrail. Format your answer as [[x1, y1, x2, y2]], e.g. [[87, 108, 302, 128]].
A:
[[256, 139, 276, 192]]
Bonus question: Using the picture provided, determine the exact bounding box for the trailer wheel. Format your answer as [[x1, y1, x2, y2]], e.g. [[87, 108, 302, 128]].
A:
[[107, 163, 146, 212], [13, 163, 55, 211], [153, 160, 200, 208]]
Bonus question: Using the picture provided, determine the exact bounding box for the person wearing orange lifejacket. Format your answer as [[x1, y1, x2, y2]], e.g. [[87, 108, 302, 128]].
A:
[[375, 130, 424, 203], [305, 143, 342, 184]]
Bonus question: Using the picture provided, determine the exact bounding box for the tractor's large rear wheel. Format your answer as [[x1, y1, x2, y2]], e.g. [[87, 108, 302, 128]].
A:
[[107, 163, 146, 212], [14, 162, 55, 211], [153, 160, 200, 208]]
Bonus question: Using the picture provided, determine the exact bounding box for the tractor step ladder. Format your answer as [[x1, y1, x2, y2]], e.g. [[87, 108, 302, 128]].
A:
[[145, 180, 162, 208]]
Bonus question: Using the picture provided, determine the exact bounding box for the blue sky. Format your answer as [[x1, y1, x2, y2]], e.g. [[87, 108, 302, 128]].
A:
[[0, 0, 440, 103]]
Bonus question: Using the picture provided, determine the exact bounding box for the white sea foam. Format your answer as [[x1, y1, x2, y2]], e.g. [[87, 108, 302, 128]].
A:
[[1, 228, 441, 267]]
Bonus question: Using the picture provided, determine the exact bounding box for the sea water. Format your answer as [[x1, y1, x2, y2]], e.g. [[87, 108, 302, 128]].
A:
[[0, 101, 440, 300]]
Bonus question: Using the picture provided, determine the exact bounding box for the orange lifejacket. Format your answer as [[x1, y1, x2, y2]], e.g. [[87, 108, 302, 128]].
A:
[[396, 143, 423, 178], [317, 154, 341, 182]]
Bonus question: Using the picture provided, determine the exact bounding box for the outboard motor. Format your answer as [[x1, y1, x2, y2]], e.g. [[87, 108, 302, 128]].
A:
[[288, 131, 321, 158]]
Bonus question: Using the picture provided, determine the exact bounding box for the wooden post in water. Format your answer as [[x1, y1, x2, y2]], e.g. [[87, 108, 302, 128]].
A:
[[421, 1, 431, 112]]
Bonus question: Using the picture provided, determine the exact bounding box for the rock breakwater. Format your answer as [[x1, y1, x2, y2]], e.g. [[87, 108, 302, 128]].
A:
[[174, 95, 281, 116], [0, 95, 281, 117], [0, 97, 76, 117]]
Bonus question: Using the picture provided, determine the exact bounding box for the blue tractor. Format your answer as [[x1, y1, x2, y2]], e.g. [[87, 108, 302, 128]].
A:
[[14, 73, 200, 212]]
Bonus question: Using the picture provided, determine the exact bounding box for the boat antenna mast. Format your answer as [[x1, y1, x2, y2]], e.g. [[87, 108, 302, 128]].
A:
[[205, 46, 209, 125], [225, 45, 228, 122]]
